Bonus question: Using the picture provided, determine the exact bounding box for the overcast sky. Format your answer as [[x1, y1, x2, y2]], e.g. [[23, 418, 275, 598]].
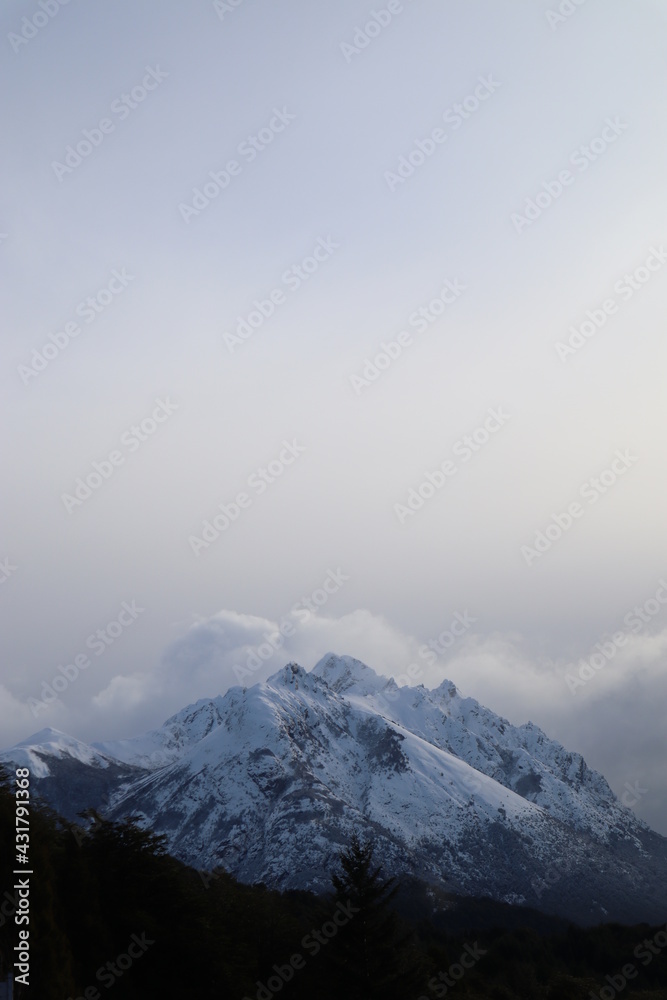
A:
[[2, 0, 667, 835]]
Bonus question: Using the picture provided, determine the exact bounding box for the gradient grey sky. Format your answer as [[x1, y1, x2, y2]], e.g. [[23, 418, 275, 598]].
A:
[[2, 0, 667, 834]]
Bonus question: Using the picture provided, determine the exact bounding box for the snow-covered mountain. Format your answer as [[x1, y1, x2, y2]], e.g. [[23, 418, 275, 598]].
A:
[[2, 654, 666, 925]]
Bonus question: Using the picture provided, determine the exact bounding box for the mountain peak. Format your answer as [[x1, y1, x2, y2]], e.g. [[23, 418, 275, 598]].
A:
[[266, 661, 315, 691], [16, 727, 109, 756], [434, 679, 459, 700], [6, 726, 112, 778], [311, 652, 387, 694], [16, 727, 74, 747]]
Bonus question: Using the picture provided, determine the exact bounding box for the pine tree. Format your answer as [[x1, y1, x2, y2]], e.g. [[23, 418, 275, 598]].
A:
[[328, 834, 419, 1000]]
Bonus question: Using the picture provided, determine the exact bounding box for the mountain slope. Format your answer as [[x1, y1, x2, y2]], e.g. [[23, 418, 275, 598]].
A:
[[2, 726, 144, 821], [2, 654, 666, 925]]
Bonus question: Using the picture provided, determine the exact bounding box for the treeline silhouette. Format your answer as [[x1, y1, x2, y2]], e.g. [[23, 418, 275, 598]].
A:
[[1, 766, 666, 999]]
